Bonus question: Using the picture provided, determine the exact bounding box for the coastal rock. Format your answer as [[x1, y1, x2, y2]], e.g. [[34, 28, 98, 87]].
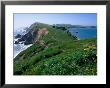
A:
[[14, 41, 19, 44], [15, 34, 22, 39], [16, 22, 49, 45]]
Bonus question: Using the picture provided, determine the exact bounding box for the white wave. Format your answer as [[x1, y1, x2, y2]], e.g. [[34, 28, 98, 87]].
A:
[[14, 27, 28, 36], [14, 44, 32, 58]]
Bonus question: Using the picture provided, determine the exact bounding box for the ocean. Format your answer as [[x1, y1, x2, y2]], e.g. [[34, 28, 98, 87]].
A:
[[14, 43, 32, 58], [68, 28, 97, 40]]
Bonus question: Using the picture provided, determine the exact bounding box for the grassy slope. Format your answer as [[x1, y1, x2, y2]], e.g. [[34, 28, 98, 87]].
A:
[[14, 24, 97, 75]]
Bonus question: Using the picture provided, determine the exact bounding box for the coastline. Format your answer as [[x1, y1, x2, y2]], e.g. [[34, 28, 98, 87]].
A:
[[14, 44, 32, 58]]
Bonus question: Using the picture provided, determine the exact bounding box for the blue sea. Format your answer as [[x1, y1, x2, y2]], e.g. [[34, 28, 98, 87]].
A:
[[68, 28, 97, 40]]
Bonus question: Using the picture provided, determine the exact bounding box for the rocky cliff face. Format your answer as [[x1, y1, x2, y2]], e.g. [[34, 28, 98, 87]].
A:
[[14, 22, 38, 45], [14, 22, 49, 45]]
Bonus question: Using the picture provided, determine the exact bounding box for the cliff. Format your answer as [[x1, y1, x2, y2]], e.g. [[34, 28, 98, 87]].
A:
[[14, 22, 97, 75]]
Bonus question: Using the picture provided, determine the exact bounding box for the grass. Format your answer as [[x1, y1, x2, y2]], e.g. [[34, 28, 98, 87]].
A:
[[14, 23, 97, 75]]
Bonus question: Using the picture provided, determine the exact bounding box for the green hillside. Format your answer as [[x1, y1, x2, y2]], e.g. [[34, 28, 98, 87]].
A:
[[14, 23, 97, 75]]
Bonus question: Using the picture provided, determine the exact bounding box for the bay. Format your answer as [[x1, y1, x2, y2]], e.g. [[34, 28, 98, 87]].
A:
[[68, 27, 97, 40]]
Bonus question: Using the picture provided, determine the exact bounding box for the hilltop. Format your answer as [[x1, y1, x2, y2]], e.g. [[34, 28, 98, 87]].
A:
[[14, 22, 97, 75]]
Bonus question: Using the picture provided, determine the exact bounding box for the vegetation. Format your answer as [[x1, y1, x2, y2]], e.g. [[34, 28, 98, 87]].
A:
[[14, 23, 97, 75]]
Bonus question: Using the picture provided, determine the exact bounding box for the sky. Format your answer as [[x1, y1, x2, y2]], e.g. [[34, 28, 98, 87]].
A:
[[14, 13, 97, 30]]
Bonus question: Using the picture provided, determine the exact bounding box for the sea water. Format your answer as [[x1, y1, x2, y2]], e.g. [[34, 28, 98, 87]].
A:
[[14, 43, 32, 58], [68, 28, 97, 40]]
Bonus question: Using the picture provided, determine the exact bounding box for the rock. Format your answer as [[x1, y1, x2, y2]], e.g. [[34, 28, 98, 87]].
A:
[[15, 22, 49, 45], [15, 34, 22, 38], [14, 41, 19, 44], [36, 28, 49, 41]]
